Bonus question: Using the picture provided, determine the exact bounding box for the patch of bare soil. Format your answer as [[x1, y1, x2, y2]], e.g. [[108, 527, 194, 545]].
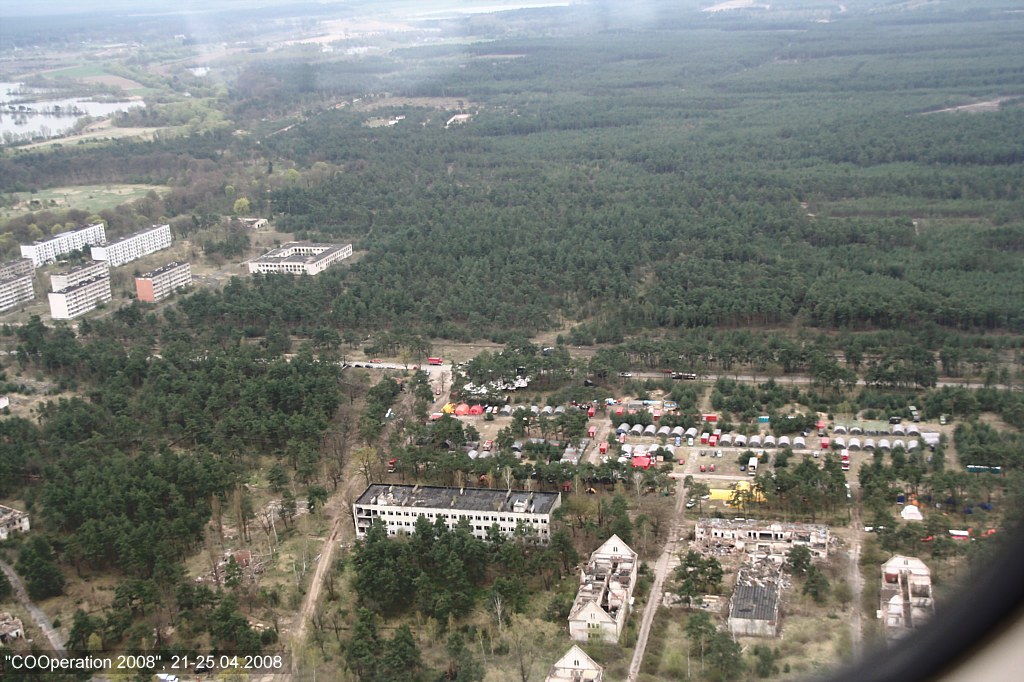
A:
[[79, 75, 145, 90]]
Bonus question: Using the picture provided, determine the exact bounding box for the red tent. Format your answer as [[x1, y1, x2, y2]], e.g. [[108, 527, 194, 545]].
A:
[[469, 404, 485, 415], [454, 403, 471, 416], [631, 455, 652, 470]]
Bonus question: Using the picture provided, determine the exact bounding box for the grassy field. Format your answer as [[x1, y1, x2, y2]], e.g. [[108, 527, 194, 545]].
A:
[[0, 184, 167, 221]]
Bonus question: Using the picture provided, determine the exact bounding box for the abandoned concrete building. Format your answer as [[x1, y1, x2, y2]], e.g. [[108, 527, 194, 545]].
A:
[[545, 644, 604, 682], [695, 518, 830, 560], [728, 559, 784, 637], [879, 555, 934, 642], [0, 505, 30, 541], [568, 534, 638, 644], [353, 484, 561, 543], [0, 612, 24, 644]]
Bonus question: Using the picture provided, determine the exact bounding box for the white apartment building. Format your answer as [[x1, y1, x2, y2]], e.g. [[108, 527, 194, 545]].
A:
[[0, 258, 32, 281], [247, 242, 353, 275], [20, 223, 106, 267], [136, 261, 192, 302], [0, 273, 34, 313], [569, 535, 638, 644], [50, 260, 110, 293], [48, 275, 112, 320], [91, 224, 172, 267], [353, 484, 561, 543]]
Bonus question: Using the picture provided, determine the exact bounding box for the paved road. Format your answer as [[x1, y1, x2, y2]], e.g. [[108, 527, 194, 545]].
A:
[[0, 559, 66, 655]]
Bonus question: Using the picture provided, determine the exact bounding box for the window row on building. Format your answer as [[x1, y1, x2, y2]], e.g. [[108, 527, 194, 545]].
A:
[[20, 223, 106, 267], [247, 242, 353, 275], [0, 261, 35, 312], [353, 484, 560, 543], [48, 274, 112, 320], [135, 261, 192, 302], [91, 224, 172, 267]]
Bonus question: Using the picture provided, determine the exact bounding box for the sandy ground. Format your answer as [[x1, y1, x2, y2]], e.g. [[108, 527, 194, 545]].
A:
[[78, 74, 146, 91], [920, 97, 1015, 115], [17, 119, 165, 150]]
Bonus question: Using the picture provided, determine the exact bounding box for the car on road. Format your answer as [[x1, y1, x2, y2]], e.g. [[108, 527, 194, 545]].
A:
[[699, 464, 706, 472], [685, 499, 696, 508], [715, 450, 723, 458], [699, 449, 706, 456], [618, 371, 632, 377], [710, 463, 716, 472], [677, 457, 686, 465]]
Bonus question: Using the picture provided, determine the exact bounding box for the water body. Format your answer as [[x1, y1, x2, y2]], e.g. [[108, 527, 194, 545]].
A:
[[0, 81, 144, 145]]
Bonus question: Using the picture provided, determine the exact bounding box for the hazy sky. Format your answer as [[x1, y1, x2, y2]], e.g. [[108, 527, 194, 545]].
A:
[[0, 0, 314, 17]]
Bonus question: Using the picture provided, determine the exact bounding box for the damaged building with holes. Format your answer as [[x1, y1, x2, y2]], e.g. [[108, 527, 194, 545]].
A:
[[879, 555, 934, 642], [568, 534, 638, 644], [0, 505, 30, 541], [728, 558, 785, 638], [695, 518, 831, 560]]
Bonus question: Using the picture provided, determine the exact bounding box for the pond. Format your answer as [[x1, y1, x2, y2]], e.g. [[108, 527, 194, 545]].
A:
[[0, 81, 145, 145]]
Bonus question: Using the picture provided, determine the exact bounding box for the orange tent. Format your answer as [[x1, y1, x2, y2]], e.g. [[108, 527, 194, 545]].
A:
[[454, 403, 471, 416]]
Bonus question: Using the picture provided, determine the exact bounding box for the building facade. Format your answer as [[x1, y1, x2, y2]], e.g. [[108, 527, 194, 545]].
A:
[[694, 518, 831, 560], [568, 535, 638, 644], [135, 261, 192, 302], [20, 223, 106, 267], [0, 272, 34, 313], [49, 260, 110, 294], [0, 505, 30, 541], [247, 242, 353, 275], [545, 645, 603, 682], [91, 224, 172, 267], [0, 258, 32, 281], [353, 484, 560, 543], [48, 275, 112, 320]]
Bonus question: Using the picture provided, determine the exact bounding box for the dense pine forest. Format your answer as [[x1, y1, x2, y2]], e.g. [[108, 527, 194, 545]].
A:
[[1, 0, 1024, 679]]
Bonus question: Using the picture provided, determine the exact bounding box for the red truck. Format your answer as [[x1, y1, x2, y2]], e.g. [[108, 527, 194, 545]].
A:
[[427, 357, 443, 365]]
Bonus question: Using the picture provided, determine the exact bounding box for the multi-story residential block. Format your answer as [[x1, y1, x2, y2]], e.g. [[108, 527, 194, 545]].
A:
[[0, 272, 34, 313], [694, 518, 831, 559], [247, 242, 353, 275], [135, 261, 192, 302], [49, 260, 110, 293], [353, 484, 560, 543], [20, 223, 107, 268], [48, 274, 112, 320], [0, 505, 30, 541], [879, 555, 934, 642], [568, 535, 638, 644], [91, 224, 172, 267], [0, 258, 33, 281]]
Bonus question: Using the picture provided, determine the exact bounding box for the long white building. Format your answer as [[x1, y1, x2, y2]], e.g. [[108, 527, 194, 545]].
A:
[[0, 505, 30, 541], [247, 242, 353, 275], [91, 224, 172, 267], [50, 260, 110, 293], [48, 274, 112, 320], [353, 484, 560, 543], [20, 223, 106, 267], [0, 259, 35, 312]]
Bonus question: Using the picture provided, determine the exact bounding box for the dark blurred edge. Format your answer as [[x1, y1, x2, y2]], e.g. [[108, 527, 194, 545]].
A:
[[820, 524, 1024, 682]]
